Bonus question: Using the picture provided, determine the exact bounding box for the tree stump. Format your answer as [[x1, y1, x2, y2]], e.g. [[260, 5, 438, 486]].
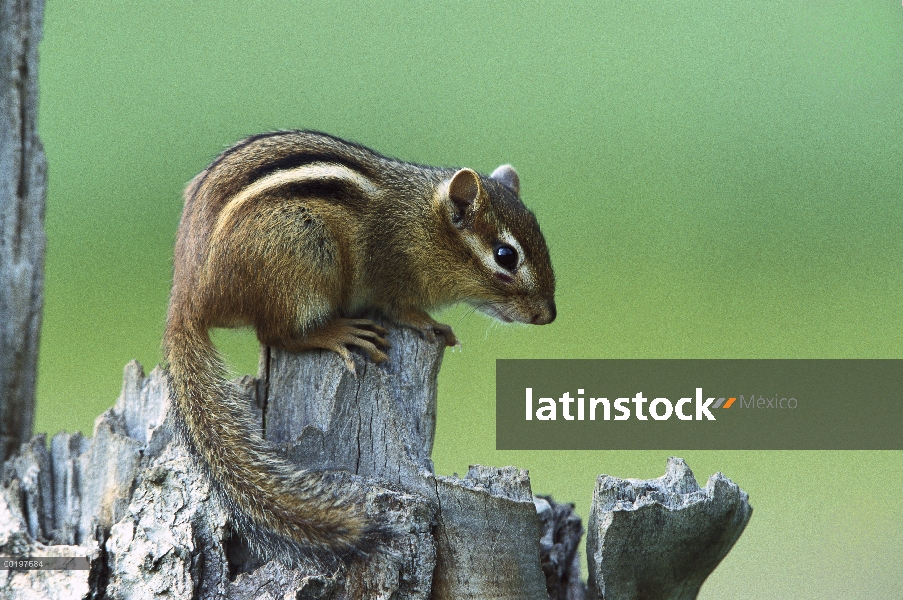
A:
[[0, 323, 750, 598]]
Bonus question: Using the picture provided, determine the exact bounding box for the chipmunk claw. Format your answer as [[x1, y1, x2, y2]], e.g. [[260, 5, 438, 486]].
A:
[[395, 310, 458, 347], [415, 322, 458, 347], [432, 324, 458, 347]]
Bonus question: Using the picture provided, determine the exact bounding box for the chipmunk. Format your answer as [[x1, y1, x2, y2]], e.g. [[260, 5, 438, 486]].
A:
[[163, 130, 556, 566]]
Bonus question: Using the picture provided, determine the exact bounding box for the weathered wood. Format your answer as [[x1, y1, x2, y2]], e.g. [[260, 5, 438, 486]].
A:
[[0, 327, 750, 598], [0, 0, 46, 463], [262, 323, 556, 598], [586, 457, 753, 600], [0, 436, 101, 598], [430, 466, 549, 599], [262, 323, 441, 498], [536, 495, 587, 600]]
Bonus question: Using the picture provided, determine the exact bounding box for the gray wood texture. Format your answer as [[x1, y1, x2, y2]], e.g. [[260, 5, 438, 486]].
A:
[[586, 457, 753, 599], [0, 326, 750, 598], [260, 323, 554, 598], [0, 0, 46, 463]]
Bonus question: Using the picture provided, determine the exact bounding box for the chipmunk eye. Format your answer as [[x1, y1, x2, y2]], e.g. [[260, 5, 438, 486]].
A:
[[494, 244, 518, 271]]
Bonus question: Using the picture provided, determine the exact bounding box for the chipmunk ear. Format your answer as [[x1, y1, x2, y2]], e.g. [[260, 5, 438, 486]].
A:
[[490, 164, 520, 195], [448, 168, 482, 213]]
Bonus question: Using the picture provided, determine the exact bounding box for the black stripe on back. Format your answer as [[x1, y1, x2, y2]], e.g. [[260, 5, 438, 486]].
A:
[[274, 178, 369, 208], [248, 152, 378, 185]]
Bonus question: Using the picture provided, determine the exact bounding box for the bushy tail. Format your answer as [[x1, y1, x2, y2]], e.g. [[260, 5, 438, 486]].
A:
[[163, 319, 373, 565]]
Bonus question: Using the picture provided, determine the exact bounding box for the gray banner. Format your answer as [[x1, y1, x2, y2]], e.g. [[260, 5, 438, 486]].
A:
[[0, 556, 90, 570], [496, 360, 903, 450]]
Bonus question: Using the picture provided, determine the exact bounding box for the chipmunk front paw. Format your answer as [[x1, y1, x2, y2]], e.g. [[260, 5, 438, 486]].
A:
[[396, 310, 459, 347]]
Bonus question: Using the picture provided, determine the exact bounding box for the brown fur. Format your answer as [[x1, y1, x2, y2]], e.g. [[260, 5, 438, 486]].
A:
[[163, 130, 555, 564]]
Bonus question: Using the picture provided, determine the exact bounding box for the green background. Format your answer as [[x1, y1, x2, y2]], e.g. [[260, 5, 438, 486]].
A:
[[36, 2, 902, 597]]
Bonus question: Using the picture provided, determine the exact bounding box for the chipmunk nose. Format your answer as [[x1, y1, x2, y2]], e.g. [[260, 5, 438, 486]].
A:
[[530, 300, 556, 325]]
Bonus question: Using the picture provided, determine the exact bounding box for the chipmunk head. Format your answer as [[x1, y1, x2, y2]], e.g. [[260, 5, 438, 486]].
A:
[[442, 165, 556, 325]]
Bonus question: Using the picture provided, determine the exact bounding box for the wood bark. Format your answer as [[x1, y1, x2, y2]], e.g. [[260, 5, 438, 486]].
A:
[[0, 0, 46, 463]]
